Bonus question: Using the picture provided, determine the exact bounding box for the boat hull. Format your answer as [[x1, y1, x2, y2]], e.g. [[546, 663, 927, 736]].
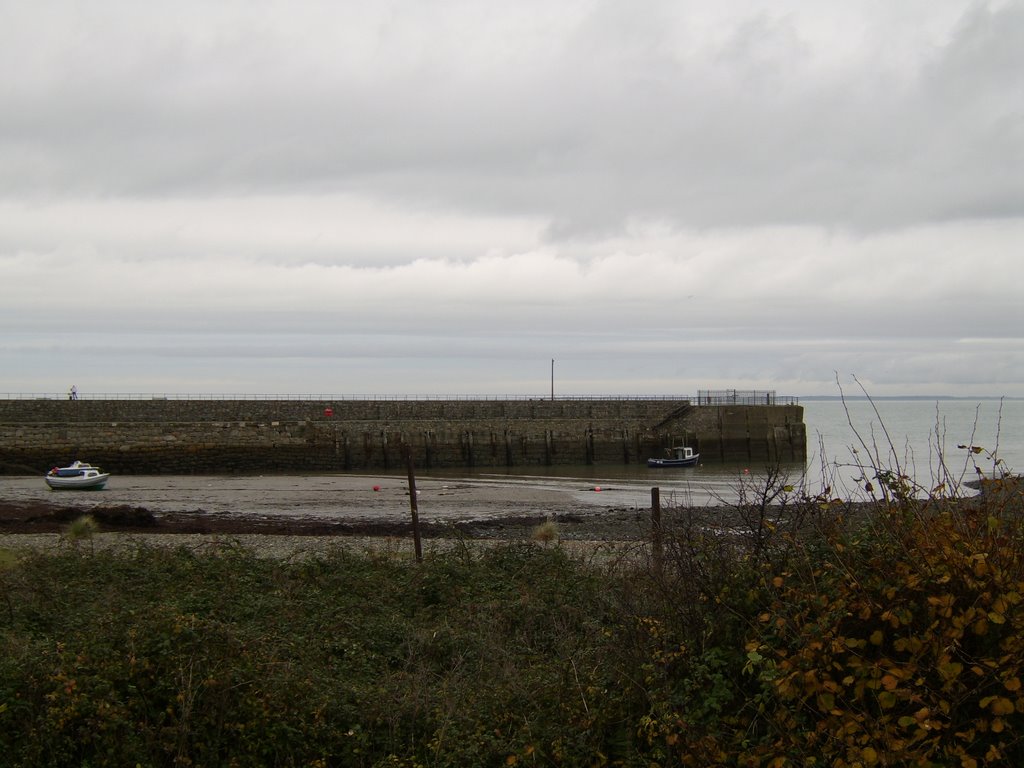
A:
[[45, 473, 110, 490], [647, 457, 699, 468]]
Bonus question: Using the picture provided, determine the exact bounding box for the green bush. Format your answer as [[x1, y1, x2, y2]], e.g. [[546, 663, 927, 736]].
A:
[[0, 543, 632, 766]]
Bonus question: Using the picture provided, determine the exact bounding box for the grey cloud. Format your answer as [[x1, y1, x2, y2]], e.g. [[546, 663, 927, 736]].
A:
[[1, 1, 1022, 397], [4, 1, 1020, 235]]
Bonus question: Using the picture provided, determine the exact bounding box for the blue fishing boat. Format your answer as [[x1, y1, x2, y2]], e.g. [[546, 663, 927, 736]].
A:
[[647, 446, 699, 468]]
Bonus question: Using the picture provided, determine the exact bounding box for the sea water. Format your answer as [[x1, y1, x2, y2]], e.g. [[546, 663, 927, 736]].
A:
[[802, 397, 1021, 496]]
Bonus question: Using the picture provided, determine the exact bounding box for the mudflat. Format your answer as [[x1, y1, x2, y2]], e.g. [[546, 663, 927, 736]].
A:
[[0, 473, 657, 542]]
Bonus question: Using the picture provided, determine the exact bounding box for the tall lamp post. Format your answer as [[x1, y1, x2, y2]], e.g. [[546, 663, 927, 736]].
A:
[[551, 359, 554, 401]]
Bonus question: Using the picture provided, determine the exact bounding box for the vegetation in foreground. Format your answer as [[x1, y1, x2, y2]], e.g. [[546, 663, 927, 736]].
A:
[[1, 461, 1023, 765]]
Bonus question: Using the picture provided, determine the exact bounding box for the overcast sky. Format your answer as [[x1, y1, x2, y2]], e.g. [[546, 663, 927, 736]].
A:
[[2, 0, 1022, 398]]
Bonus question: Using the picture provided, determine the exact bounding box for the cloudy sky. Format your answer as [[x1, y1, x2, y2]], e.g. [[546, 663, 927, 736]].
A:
[[2, 0, 1022, 398]]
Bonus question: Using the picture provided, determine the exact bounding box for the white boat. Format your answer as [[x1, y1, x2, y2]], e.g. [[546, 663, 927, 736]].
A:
[[45, 461, 110, 490], [647, 446, 700, 468]]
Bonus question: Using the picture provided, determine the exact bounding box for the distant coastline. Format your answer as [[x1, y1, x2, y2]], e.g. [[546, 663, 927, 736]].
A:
[[800, 395, 1022, 402]]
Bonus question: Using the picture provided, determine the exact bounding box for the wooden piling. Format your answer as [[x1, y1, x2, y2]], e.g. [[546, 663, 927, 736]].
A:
[[404, 445, 423, 563], [651, 487, 663, 577]]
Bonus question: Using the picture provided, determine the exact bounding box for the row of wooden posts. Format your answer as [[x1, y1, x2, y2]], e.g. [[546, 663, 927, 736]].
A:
[[402, 445, 663, 568]]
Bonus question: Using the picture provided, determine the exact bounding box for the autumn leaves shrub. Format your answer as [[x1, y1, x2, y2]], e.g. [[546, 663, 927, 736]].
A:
[[636, 473, 1024, 766], [747, 500, 1024, 766]]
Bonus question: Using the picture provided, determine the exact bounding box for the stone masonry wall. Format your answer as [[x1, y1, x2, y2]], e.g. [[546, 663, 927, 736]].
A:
[[0, 399, 806, 474]]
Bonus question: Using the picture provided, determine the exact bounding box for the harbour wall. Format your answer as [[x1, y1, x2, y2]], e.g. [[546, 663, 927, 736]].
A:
[[0, 398, 806, 474]]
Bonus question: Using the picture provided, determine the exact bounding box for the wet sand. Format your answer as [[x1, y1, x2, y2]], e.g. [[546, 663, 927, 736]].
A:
[[0, 472, 648, 520], [0, 473, 658, 545]]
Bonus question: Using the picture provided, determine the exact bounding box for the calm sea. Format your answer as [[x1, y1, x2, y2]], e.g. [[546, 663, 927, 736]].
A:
[[802, 398, 1022, 495], [420, 398, 1023, 508]]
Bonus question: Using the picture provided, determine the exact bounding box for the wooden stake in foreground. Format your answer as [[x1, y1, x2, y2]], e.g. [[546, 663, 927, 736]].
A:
[[404, 445, 423, 562], [651, 487, 662, 576]]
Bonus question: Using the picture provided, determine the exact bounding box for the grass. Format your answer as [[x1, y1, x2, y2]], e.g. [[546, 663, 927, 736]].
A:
[[531, 519, 559, 544], [64, 514, 100, 546], [0, 542, 628, 766], [0, 549, 18, 571]]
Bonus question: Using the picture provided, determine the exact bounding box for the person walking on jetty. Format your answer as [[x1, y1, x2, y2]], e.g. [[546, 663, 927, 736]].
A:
[[68, 385, 78, 400]]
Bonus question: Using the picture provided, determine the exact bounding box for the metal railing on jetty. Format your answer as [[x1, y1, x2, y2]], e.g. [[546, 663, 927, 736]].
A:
[[697, 390, 798, 406], [2, 391, 799, 404]]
